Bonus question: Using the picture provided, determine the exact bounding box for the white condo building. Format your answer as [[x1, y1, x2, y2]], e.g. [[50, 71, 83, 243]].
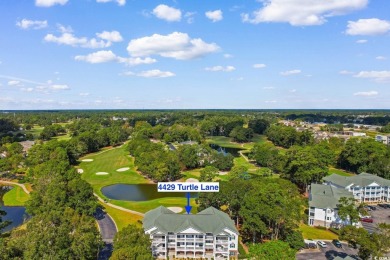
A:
[[309, 173, 390, 227], [143, 206, 239, 259]]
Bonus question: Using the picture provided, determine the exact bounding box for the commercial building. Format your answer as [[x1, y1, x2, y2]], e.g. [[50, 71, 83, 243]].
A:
[[376, 135, 390, 145], [143, 206, 239, 259]]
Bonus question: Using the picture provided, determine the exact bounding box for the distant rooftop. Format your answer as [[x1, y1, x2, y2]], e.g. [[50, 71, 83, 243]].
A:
[[323, 173, 390, 188]]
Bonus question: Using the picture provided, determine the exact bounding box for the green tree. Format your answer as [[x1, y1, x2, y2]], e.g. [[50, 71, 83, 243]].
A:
[[199, 166, 218, 181], [111, 224, 153, 260], [249, 241, 296, 260], [337, 197, 360, 225], [248, 119, 270, 134]]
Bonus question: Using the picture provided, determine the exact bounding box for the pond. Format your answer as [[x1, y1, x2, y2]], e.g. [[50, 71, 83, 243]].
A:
[[209, 144, 243, 157], [0, 186, 28, 233], [101, 184, 197, 202]]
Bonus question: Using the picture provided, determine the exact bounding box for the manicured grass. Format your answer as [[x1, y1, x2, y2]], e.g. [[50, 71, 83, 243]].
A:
[[79, 145, 197, 213], [234, 156, 258, 173], [108, 197, 198, 214], [2, 185, 30, 206], [328, 167, 355, 177], [299, 223, 338, 240], [206, 136, 243, 149], [181, 169, 201, 180], [79, 145, 149, 199], [99, 202, 143, 230], [25, 125, 44, 139], [53, 133, 71, 141]]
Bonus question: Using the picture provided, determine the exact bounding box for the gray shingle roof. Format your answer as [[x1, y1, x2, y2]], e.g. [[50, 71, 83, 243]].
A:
[[309, 184, 353, 209], [323, 173, 390, 188], [143, 206, 238, 235]]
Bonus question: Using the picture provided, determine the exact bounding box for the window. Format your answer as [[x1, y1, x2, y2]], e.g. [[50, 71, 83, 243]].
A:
[[326, 217, 331, 221], [230, 243, 235, 248]]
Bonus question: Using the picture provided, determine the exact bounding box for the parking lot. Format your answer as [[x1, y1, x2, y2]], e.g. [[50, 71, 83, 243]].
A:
[[361, 205, 390, 234], [296, 241, 358, 260], [297, 206, 390, 260]]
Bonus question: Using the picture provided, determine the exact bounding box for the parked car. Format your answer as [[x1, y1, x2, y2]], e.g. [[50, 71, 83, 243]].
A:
[[361, 217, 374, 223], [378, 204, 388, 208], [332, 239, 342, 248], [384, 204, 390, 209], [317, 240, 327, 248]]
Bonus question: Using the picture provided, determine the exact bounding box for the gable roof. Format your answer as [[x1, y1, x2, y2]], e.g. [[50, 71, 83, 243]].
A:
[[323, 173, 390, 188], [309, 184, 353, 209], [143, 206, 238, 235]]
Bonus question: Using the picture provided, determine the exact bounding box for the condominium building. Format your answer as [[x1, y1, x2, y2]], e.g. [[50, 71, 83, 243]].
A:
[[376, 134, 390, 145], [323, 173, 390, 203], [309, 173, 390, 227], [308, 184, 353, 227], [143, 206, 239, 259]]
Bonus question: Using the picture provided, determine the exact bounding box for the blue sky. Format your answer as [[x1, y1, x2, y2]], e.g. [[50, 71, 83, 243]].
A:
[[0, 0, 389, 109]]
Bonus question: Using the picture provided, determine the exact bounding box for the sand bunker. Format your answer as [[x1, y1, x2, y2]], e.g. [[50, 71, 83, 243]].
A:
[[82, 159, 94, 162], [96, 172, 109, 175], [116, 167, 130, 172], [77, 169, 84, 174], [218, 171, 228, 175], [186, 178, 199, 182], [168, 207, 183, 213]]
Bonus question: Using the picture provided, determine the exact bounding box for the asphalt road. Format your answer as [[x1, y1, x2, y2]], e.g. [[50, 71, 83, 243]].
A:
[[296, 241, 358, 260], [95, 208, 117, 260]]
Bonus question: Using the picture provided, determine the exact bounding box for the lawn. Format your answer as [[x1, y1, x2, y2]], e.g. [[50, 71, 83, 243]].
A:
[[328, 167, 355, 177], [79, 145, 197, 213], [2, 185, 30, 206], [25, 125, 44, 139], [108, 196, 198, 214], [206, 134, 267, 150], [206, 136, 243, 149], [299, 223, 338, 240], [99, 202, 143, 230], [79, 145, 149, 199]]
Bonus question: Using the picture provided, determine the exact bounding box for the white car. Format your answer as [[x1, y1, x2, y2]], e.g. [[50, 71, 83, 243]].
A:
[[317, 240, 327, 248]]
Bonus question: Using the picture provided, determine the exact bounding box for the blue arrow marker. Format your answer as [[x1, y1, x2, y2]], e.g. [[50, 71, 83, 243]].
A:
[[185, 192, 192, 214]]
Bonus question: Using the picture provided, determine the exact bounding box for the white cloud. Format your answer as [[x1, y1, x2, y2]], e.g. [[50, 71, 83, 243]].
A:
[[223, 54, 233, 59], [44, 32, 110, 48], [346, 18, 390, 36], [79, 92, 90, 96], [353, 91, 378, 96], [75, 50, 156, 65], [127, 32, 220, 60], [124, 70, 175, 78], [184, 12, 196, 24], [289, 89, 297, 93], [376, 56, 387, 60], [75, 50, 117, 63], [253, 63, 266, 69], [96, 31, 123, 42], [16, 19, 48, 30], [153, 4, 182, 22], [339, 70, 354, 75], [280, 69, 301, 76], [35, 0, 68, 7], [50, 84, 69, 90], [205, 66, 235, 72], [356, 39, 368, 44], [242, 0, 367, 26], [8, 80, 20, 86], [265, 100, 277, 103], [205, 10, 223, 22], [96, 0, 126, 6], [354, 71, 390, 82], [21, 87, 34, 92], [263, 86, 274, 89]]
